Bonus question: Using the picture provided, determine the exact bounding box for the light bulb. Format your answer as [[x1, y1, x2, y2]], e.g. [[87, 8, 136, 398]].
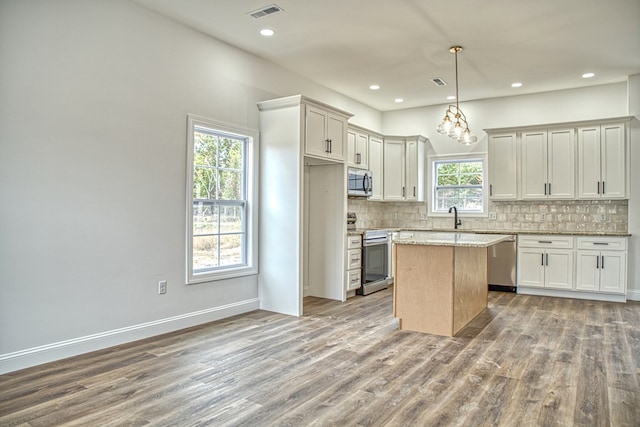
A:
[[452, 122, 464, 138], [459, 129, 477, 145], [437, 116, 452, 134]]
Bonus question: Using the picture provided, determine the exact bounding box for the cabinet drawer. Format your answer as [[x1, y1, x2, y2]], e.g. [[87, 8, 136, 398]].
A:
[[576, 236, 627, 251], [347, 234, 362, 249], [346, 269, 361, 290], [518, 235, 574, 249], [347, 249, 362, 270]]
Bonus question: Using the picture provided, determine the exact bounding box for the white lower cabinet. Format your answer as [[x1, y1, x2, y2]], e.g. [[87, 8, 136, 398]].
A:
[[345, 234, 362, 292], [575, 237, 627, 295], [517, 236, 574, 290], [518, 234, 628, 302]]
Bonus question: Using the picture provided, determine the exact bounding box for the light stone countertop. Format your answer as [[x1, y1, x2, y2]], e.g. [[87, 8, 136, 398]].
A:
[[347, 228, 630, 237], [393, 232, 514, 248]]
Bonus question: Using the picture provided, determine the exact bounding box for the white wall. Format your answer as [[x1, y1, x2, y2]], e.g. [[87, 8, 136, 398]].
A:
[[383, 83, 628, 155], [0, 0, 381, 373]]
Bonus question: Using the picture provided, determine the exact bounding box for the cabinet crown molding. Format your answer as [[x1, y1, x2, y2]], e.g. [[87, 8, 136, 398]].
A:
[[257, 94, 353, 119], [484, 116, 633, 134]]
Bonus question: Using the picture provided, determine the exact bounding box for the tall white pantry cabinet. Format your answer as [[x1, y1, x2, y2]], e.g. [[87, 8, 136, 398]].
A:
[[257, 95, 352, 316]]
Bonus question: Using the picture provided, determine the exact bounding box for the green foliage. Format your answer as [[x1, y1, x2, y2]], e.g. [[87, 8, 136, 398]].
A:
[[436, 161, 483, 187], [193, 131, 244, 200], [435, 160, 484, 211]]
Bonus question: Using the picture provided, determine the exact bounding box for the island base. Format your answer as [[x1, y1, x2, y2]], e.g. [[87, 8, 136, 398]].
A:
[[393, 244, 488, 337]]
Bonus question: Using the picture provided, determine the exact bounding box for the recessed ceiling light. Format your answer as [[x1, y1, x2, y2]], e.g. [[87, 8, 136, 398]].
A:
[[582, 72, 595, 78], [511, 82, 523, 88], [446, 95, 456, 100], [260, 28, 275, 36], [394, 98, 404, 103], [369, 85, 380, 90]]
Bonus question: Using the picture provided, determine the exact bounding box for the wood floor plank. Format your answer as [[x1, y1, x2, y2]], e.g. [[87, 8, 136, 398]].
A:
[[1, 289, 639, 426]]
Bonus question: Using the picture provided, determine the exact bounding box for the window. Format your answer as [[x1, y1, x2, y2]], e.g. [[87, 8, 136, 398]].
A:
[[186, 115, 257, 283], [429, 155, 487, 216]]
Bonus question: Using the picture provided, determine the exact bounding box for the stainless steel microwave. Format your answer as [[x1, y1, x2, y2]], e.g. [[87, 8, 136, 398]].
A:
[[347, 168, 372, 197]]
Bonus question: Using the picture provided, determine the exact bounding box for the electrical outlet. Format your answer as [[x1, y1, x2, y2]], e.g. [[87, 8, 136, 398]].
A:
[[489, 212, 497, 220], [540, 213, 546, 221], [599, 213, 606, 222], [158, 280, 167, 295]]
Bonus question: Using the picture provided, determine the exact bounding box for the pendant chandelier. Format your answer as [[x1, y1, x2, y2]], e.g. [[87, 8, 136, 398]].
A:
[[436, 46, 477, 145]]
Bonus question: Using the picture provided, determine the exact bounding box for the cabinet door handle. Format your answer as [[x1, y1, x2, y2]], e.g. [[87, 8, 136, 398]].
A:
[[602, 181, 605, 194], [601, 255, 605, 269], [597, 181, 601, 194], [546, 253, 549, 266], [596, 256, 599, 269], [413, 186, 416, 197], [402, 186, 405, 197], [541, 253, 544, 266], [356, 152, 361, 164], [548, 183, 551, 195], [325, 139, 330, 153], [490, 184, 493, 196], [544, 183, 547, 195], [328, 139, 332, 153]]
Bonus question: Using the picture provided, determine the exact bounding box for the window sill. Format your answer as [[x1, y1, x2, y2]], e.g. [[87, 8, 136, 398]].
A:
[[187, 265, 258, 285]]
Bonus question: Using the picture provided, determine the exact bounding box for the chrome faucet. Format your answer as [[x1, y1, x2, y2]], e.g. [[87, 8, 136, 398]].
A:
[[448, 206, 462, 229]]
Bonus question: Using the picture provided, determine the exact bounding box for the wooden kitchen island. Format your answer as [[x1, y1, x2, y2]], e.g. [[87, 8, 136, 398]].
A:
[[393, 232, 513, 337]]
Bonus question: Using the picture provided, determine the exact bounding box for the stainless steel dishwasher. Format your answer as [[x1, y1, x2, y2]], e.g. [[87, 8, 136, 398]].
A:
[[488, 235, 517, 292]]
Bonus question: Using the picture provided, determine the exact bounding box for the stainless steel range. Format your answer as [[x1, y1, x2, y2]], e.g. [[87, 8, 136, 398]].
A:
[[357, 229, 390, 295]]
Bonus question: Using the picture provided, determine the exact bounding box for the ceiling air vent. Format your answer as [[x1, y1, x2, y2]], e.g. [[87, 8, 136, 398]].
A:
[[248, 4, 284, 19], [431, 77, 448, 86]]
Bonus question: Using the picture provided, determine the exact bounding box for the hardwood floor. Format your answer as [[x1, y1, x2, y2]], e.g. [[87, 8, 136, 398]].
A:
[[1, 289, 639, 426]]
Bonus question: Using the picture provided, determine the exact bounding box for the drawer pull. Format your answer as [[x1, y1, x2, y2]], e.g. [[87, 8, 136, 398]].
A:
[[593, 242, 609, 246], [538, 240, 553, 244]]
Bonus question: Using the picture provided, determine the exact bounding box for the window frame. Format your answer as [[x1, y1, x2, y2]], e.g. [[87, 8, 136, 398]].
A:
[[427, 153, 488, 218], [186, 114, 258, 284]]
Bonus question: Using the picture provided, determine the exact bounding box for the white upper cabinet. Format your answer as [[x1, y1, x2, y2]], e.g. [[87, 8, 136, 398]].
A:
[[356, 132, 369, 169], [368, 135, 383, 201], [383, 138, 405, 201], [347, 128, 370, 169], [520, 130, 548, 199], [521, 128, 575, 199], [577, 123, 627, 199], [488, 132, 517, 200], [305, 104, 347, 162], [383, 136, 426, 202]]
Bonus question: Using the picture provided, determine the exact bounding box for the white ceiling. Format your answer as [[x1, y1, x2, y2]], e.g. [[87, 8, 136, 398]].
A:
[[134, 0, 640, 111]]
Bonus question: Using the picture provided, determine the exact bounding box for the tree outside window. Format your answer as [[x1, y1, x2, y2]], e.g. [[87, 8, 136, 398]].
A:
[[433, 159, 484, 212]]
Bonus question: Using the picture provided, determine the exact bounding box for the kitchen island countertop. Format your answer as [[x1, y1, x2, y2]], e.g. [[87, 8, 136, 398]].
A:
[[393, 232, 513, 248]]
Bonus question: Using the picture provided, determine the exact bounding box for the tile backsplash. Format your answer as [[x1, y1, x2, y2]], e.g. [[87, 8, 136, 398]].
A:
[[348, 199, 628, 233]]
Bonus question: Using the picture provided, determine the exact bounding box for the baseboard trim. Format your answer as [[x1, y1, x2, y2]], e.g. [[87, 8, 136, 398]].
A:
[[0, 298, 259, 374], [627, 290, 640, 301], [518, 287, 626, 303]]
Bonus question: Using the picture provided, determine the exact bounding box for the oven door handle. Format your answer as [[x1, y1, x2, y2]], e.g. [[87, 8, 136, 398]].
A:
[[363, 239, 389, 247]]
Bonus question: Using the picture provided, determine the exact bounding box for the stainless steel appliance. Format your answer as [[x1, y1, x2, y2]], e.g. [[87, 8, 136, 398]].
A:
[[488, 235, 517, 292], [347, 168, 372, 197], [357, 229, 390, 295]]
